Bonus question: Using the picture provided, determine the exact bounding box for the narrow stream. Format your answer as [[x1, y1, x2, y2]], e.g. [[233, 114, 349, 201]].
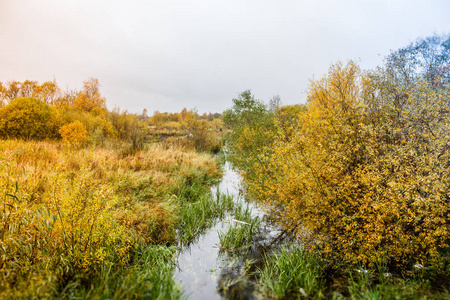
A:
[[175, 162, 272, 299]]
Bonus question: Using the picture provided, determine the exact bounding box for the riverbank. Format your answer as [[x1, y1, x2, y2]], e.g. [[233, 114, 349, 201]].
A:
[[4, 140, 447, 299], [221, 38, 450, 298], [215, 195, 450, 299], [176, 161, 253, 299], [0, 140, 227, 298]]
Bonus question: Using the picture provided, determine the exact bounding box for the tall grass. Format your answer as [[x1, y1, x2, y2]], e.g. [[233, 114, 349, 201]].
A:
[[177, 190, 234, 245], [256, 244, 450, 300], [61, 245, 181, 300], [336, 267, 450, 300], [218, 202, 260, 252], [257, 244, 325, 299], [0, 140, 223, 298]]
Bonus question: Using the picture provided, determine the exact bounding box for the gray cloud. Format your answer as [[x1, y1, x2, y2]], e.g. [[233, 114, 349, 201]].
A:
[[1, 0, 450, 113]]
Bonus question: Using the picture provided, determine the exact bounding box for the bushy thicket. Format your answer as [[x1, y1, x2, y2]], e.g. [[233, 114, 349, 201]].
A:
[[0, 78, 127, 145], [0, 97, 60, 140], [0, 78, 223, 153], [224, 35, 450, 272]]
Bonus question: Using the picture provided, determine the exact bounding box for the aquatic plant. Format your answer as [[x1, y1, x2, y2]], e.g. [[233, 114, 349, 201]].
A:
[[0, 139, 222, 298], [177, 190, 234, 245], [257, 244, 324, 299], [218, 202, 261, 252]]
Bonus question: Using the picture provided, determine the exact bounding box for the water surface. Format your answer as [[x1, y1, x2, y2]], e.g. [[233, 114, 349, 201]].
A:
[[175, 162, 254, 299]]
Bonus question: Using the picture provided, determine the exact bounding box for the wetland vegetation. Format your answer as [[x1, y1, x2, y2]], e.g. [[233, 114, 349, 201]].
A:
[[0, 78, 228, 298], [221, 34, 450, 299], [1, 34, 449, 299]]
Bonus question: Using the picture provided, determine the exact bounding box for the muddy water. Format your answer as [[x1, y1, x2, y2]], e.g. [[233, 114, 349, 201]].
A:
[[175, 162, 274, 299]]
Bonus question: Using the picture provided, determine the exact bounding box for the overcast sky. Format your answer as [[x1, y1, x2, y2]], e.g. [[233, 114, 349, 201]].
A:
[[1, 0, 449, 114]]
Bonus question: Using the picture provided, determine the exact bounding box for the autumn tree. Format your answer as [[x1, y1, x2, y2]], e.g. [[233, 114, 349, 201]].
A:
[[275, 104, 306, 142], [0, 97, 59, 140], [180, 107, 189, 121], [0, 81, 21, 102], [59, 120, 88, 146], [109, 108, 146, 149], [223, 90, 276, 178], [138, 108, 149, 120], [225, 35, 450, 271], [73, 78, 106, 112], [54, 89, 78, 110], [0, 80, 61, 104], [20, 80, 37, 97], [33, 80, 61, 104], [268, 94, 281, 111], [149, 111, 166, 126]]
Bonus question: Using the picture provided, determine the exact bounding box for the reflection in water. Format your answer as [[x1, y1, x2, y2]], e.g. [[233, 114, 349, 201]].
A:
[[175, 162, 265, 299], [175, 222, 228, 299]]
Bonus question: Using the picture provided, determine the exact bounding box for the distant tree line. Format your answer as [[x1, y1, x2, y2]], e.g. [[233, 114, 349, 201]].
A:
[[0, 78, 223, 152]]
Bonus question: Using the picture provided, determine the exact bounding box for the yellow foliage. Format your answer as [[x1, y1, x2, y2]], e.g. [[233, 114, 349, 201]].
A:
[[0, 80, 61, 104], [59, 121, 88, 146], [0, 140, 220, 297], [72, 78, 105, 112], [32, 80, 61, 104], [211, 118, 224, 131], [229, 62, 450, 270], [0, 97, 60, 140]]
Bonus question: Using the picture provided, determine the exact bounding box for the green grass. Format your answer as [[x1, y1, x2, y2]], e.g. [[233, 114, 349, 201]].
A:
[[334, 268, 450, 300], [257, 244, 325, 299], [255, 243, 450, 300], [218, 202, 261, 252], [176, 189, 235, 245], [58, 245, 182, 300]]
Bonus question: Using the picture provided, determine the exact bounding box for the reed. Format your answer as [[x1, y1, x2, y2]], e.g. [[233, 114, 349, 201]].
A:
[[0, 139, 223, 298], [257, 244, 325, 299], [177, 190, 234, 245], [218, 202, 260, 252]]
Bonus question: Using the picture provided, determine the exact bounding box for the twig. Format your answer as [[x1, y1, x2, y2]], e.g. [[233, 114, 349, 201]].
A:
[[269, 221, 301, 247], [230, 219, 250, 225]]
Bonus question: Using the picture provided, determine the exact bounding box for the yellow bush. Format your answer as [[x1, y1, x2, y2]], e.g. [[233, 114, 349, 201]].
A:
[[0, 97, 60, 140], [59, 120, 88, 146], [0, 142, 132, 297], [0, 140, 221, 297], [227, 61, 450, 271]]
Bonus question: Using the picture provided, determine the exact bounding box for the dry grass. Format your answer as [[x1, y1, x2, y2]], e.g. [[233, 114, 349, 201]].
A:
[[0, 139, 221, 298]]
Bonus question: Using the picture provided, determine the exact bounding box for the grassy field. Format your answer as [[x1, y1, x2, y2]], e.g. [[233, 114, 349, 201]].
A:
[[257, 244, 450, 299], [0, 139, 230, 299]]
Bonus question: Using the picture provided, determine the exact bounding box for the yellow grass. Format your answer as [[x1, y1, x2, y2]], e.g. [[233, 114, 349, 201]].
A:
[[0, 140, 220, 298]]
